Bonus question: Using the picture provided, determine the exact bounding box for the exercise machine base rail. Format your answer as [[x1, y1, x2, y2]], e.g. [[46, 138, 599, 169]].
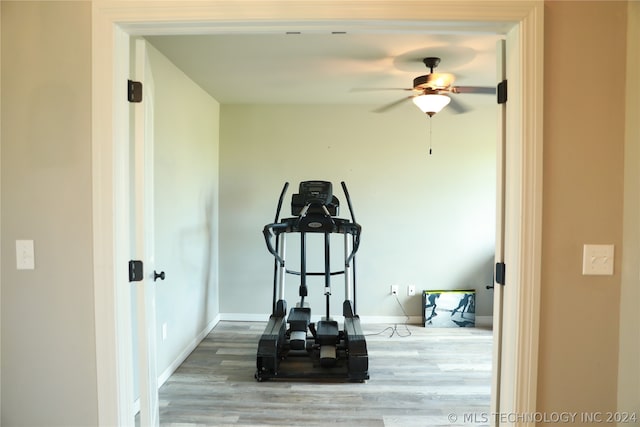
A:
[[255, 312, 369, 382]]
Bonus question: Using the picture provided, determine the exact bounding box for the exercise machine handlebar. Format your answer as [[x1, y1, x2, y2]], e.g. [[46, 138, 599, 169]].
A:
[[341, 181, 356, 224], [274, 182, 289, 223]]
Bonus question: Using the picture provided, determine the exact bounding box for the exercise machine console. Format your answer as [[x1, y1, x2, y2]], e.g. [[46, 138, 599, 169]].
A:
[[255, 180, 369, 382]]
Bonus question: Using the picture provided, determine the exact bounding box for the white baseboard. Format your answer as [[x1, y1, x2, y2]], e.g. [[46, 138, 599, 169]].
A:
[[218, 312, 269, 322], [475, 315, 493, 328], [220, 312, 421, 324], [157, 314, 220, 386], [358, 315, 423, 324], [221, 313, 493, 328], [133, 314, 221, 416]]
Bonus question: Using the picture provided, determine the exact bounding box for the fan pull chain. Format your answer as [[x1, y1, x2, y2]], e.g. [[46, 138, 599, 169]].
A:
[[428, 117, 433, 155]]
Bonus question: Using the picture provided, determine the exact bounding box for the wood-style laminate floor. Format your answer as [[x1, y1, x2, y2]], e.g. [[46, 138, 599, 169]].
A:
[[157, 321, 493, 427]]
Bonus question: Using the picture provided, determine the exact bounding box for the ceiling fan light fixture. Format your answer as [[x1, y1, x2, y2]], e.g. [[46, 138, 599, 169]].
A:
[[412, 94, 451, 116]]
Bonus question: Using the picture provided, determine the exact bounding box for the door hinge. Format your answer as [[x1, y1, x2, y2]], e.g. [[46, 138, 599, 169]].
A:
[[495, 262, 506, 285], [497, 80, 507, 104], [129, 260, 143, 282], [127, 79, 143, 103]]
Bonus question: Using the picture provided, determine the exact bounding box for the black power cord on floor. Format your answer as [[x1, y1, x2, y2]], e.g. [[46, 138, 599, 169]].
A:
[[366, 293, 412, 338]]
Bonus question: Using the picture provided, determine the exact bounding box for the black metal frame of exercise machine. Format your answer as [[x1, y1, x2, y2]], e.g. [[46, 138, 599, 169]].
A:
[[255, 180, 369, 382]]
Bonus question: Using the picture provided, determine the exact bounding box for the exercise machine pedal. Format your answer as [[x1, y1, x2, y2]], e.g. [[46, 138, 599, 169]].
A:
[[316, 319, 339, 366], [287, 307, 310, 350]]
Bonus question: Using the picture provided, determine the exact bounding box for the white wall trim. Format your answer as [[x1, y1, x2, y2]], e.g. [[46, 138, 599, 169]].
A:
[[476, 316, 494, 328], [92, 2, 543, 425], [0, 2, 3, 420], [157, 315, 220, 387], [218, 313, 492, 327], [220, 313, 422, 325], [218, 313, 270, 322], [618, 0, 640, 416], [513, 5, 544, 419], [92, 10, 135, 426], [131, 314, 219, 417]]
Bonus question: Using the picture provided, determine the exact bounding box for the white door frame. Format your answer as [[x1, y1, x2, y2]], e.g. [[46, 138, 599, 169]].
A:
[[92, 2, 543, 426], [132, 38, 160, 426], [491, 37, 507, 417]]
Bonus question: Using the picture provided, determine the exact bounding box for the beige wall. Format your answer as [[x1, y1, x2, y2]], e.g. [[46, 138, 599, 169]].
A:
[[538, 0, 627, 415], [146, 43, 220, 379], [219, 103, 497, 320], [0, 1, 98, 425]]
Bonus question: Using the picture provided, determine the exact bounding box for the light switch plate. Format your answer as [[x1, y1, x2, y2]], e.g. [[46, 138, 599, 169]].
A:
[[16, 240, 35, 270], [582, 244, 614, 276]]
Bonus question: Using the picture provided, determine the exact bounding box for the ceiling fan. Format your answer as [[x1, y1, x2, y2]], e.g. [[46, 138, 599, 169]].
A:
[[374, 57, 496, 116]]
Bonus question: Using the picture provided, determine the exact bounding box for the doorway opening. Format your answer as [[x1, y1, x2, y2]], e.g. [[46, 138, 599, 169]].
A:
[[142, 30, 500, 421], [91, 3, 543, 426]]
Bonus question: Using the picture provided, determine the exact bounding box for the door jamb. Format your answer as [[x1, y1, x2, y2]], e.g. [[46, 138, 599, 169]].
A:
[[91, 2, 543, 425]]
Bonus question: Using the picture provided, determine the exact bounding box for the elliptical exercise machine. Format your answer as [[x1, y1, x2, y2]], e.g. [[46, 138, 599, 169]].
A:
[[255, 181, 369, 382]]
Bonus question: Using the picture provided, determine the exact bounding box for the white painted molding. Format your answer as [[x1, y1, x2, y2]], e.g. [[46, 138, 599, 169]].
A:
[[92, 2, 543, 425], [157, 315, 221, 388], [219, 313, 492, 328], [92, 14, 135, 427], [476, 316, 494, 328], [512, 4, 544, 421], [220, 312, 422, 325], [132, 315, 220, 417], [218, 313, 269, 322]]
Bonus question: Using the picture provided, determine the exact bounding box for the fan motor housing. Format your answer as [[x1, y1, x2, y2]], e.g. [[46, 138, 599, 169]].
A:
[[413, 74, 438, 90]]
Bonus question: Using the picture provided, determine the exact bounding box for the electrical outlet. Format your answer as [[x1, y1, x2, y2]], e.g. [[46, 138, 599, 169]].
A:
[[16, 240, 35, 270], [391, 285, 398, 295], [162, 323, 168, 341], [408, 285, 416, 296]]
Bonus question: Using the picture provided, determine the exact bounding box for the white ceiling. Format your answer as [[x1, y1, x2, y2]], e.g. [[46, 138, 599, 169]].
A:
[[146, 31, 501, 112]]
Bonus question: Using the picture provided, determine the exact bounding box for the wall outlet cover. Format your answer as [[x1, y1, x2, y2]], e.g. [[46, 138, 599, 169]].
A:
[[582, 244, 614, 276], [16, 240, 35, 270]]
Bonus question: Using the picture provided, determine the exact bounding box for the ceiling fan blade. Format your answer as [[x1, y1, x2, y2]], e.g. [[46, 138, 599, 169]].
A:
[[451, 86, 496, 95], [448, 97, 471, 114], [372, 96, 413, 113]]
